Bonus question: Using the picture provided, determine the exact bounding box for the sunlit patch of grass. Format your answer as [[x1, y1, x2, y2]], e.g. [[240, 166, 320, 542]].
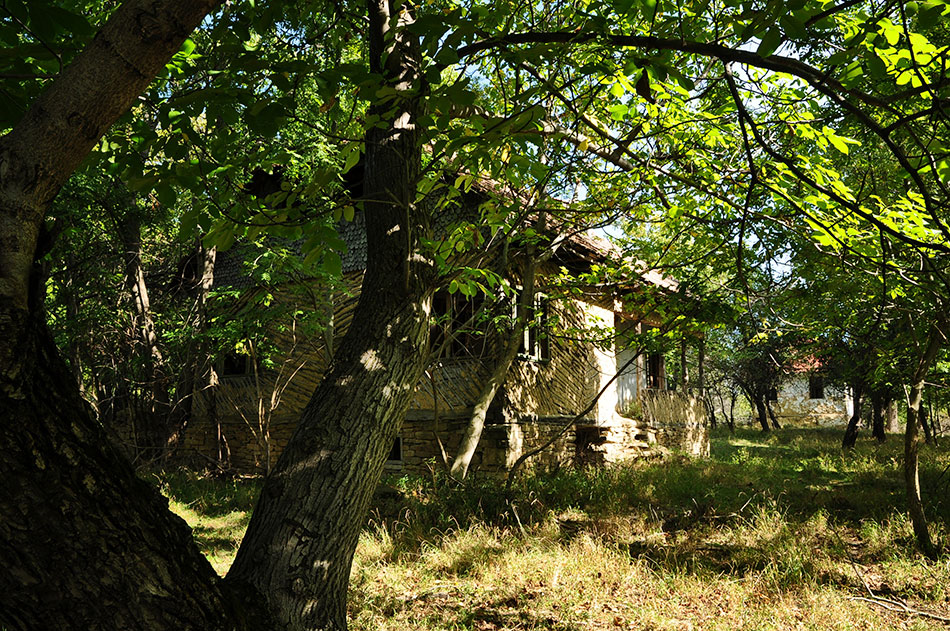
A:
[[160, 426, 950, 629], [157, 470, 260, 575]]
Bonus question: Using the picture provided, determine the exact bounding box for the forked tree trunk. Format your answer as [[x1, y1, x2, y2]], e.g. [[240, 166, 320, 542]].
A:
[[222, 1, 430, 627], [750, 390, 769, 432], [904, 325, 944, 559]]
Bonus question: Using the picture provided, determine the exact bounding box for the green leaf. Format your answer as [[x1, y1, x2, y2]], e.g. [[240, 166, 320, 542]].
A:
[[757, 27, 782, 58], [155, 183, 177, 208]]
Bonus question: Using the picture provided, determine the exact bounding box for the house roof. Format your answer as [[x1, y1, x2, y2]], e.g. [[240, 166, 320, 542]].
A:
[[214, 205, 678, 295]]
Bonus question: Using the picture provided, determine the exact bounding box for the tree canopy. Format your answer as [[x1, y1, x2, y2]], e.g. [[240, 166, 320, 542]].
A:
[[4, 0, 950, 628]]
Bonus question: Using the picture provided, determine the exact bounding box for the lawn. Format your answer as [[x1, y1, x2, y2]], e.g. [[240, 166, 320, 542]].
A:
[[160, 426, 950, 629]]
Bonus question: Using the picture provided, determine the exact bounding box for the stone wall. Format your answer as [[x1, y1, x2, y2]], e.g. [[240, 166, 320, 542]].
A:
[[641, 389, 710, 457], [383, 414, 576, 476]]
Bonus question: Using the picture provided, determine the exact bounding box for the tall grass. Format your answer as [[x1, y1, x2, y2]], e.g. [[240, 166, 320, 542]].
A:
[[162, 427, 950, 629]]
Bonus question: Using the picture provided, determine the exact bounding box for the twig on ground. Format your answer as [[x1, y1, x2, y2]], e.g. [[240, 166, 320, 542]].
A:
[[847, 595, 950, 624]]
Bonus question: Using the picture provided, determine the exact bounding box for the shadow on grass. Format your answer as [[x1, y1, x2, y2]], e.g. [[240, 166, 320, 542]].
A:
[[374, 426, 950, 562]]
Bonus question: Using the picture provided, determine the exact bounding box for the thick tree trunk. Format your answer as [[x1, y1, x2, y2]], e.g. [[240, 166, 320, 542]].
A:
[[842, 381, 864, 449], [0, 307, 246, 630], [904, 325, 943, 559], [450, 257, 536, 479], [223, 1, 430, 628]]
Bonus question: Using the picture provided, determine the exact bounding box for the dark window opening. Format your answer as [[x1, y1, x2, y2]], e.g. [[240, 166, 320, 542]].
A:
[[646, 352, 664, 389], [221, 352, 252, 377], [809, 376, 824, 399], [768, 387, 778, 402], [388, 437, 402, 462], [431, 291, 489, 358], [518, 292, 550, 361]]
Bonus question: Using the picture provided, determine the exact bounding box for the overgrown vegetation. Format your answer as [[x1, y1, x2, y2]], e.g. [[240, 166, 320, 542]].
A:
[[163, 427, 950, 629]]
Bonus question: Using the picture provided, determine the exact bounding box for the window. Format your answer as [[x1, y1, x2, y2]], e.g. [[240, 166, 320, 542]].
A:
[[768, 387, 778, 402], [646, 352, 664, 389], [517, 292, 550, 361], [387, 437, 403, 462], [431, 291, 489, 358], [809, 376, 824, 399], [220, 352, 252, 377]]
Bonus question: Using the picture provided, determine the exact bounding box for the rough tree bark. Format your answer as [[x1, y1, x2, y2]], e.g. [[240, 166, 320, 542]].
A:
[[0, 1, 244, 629], [222, 0, 432, 627]]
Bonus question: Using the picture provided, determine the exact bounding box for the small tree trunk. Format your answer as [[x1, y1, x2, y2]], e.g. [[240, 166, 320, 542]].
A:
[[766, 398, 781, 429], [754, 394, 770, 432], [871, 390, 886, 443], [904, 325, 943, 559], [842, 381, 864, 449], [886, 398, 900, 433], [920, 405, 935, 445], [727, 389, 736, 431], [116, 210, 172, 461], [450, 256, 536, 479], [166, 243, 216, 453]]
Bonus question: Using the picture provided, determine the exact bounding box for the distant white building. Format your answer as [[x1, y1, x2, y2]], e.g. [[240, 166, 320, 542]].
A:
[[771, 373, 853, 426]]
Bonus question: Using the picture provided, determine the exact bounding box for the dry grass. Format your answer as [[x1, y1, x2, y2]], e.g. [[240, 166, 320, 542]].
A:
[[160, 426, 950, 629]]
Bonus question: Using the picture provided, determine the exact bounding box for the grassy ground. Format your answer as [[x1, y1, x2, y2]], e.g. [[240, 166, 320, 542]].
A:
[[160, 426, 950, 629]]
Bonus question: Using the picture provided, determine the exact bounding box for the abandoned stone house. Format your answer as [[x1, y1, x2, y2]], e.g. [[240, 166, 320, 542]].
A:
[[770, 356, 853, 426], [182, 212, 709, 474]]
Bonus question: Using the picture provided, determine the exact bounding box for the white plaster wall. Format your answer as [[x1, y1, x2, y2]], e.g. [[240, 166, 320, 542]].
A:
[[773, 377, 850, 426], [584, 303, 620, 425]]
